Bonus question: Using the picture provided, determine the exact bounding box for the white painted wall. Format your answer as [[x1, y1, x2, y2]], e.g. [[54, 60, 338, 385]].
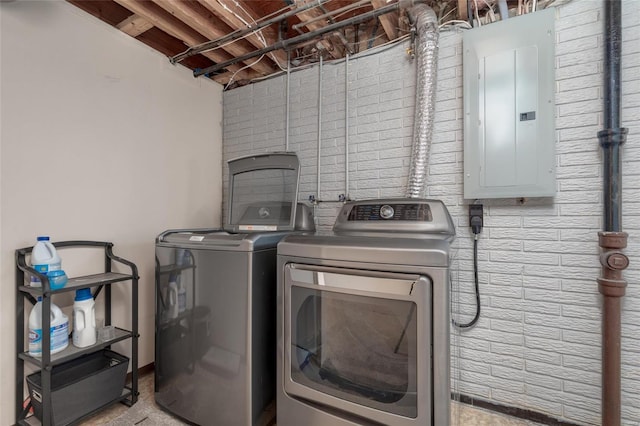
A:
[[0, 2, 223, 423], [223, 1, 640, 424]]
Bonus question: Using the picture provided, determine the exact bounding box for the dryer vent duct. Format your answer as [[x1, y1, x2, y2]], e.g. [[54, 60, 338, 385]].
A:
[[406, 3, 439, 198]]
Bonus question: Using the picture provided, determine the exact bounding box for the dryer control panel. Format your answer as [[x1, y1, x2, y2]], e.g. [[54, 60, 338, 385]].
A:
[[348, 203, 432, 222], [334, 198, 455, 238]]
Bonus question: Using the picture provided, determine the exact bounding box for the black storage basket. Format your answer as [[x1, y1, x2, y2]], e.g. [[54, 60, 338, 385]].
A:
[[27, 349, 129, 425]]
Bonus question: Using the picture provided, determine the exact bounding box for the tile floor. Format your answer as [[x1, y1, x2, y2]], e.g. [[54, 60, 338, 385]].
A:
[[77, 371, 544, 426]]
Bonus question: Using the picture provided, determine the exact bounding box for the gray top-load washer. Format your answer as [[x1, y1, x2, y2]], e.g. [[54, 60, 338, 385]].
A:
[[277, 198, 454, 426], [155, 153, 314, 426]]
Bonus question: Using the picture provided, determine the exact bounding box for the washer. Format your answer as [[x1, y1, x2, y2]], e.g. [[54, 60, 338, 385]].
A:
[[277, 198, 454, 426], [155, 153, 314, 426]]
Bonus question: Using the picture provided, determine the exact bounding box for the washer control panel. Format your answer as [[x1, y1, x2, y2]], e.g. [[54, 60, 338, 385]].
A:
[[347, 203, 432, 222]]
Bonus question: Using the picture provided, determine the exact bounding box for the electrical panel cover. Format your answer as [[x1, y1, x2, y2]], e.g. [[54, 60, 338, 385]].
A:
[[463, 8, 556, 199]]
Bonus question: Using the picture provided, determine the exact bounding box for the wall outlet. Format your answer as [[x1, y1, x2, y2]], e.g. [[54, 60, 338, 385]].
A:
[[469, 204, 483, 234]]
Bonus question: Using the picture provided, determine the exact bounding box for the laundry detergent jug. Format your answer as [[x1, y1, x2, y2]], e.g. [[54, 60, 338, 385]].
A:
[[28, 298, 69, 356], [30, 236, 61, 287]]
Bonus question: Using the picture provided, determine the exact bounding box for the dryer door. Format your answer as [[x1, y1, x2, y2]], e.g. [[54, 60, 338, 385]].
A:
[[283, 264, 432, 424]]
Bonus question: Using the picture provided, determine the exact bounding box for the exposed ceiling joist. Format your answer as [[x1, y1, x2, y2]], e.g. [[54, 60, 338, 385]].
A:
[[68, 0, 516, 89], [458, 0, 469, 20], [293, 0, 343, 59], [113, 0, 258, 81], [199, 0, 288, 70], [371, 0, 398, 40], [194, 0, 405, 78], [116, 14, 153, 37], [151, 0, 275, 75]]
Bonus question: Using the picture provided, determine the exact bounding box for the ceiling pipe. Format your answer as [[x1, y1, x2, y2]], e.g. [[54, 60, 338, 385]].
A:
[[291, 0, 374, 32], [194, 0, 421, 77], [171, 0, 331, 64], [597, 1, 629, 426]]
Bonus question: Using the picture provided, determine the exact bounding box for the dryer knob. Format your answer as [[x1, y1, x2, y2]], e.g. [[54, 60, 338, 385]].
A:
[[380, 205, 395, 219]]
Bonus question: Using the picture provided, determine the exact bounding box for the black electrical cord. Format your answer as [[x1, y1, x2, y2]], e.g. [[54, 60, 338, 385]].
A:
[[452, 235, 481, 329]]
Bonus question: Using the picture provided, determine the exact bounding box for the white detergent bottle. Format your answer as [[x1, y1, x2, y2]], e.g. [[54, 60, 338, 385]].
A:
[[73, 288, 97, 348], [177, 280, 187, 314], [167, 279, 179, 319], [28, 297, 69, 356], [30, 236, 62, 287]]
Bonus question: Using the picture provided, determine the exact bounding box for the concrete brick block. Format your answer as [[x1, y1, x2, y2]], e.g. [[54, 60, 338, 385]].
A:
[[524, 215, 600, 229], [525, 240, 598, 255], [558, 100, 603, 117], [524, 372, 563, 391], [559, 228, 603, 242], [557, 47, 602, 69], [524, 265, 598, 284], [556, 35, 599, 57], [489, 228, 559, 241], [524, 348, 562, 366], [518, 395, 562, 419], [523, 324, 561, 340], [562, 406, 600, 426], [556, 86, 600, 106], [490, 250, 559, 266], [556, 112, 600, 130], [556, 9, 600, 31]]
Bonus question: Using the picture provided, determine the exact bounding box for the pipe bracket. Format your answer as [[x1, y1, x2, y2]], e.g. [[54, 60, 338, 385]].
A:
[[598, 277, 627, 297], [598, 231, 628, 249], [598, 128, 628, 148]]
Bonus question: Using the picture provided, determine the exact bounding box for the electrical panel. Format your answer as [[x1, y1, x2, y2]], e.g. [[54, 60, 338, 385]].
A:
[[463, 8, 556, 199]]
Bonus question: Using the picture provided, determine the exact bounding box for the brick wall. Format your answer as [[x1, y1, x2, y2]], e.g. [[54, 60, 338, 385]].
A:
[[223, 1, 640, 424]]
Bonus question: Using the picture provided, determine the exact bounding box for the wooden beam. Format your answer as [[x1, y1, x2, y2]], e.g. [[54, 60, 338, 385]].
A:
[[113, 0, 254, 80], [117, 14, 153, 37], [152, 0, 275, 75], [458, 0, 469, 20], [199, 0, 287, 69], [293, 0, 342, 59], [67, 0, 132, 26], [371, 0, 398, 41]]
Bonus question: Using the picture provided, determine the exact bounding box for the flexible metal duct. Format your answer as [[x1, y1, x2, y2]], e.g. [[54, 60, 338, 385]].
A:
[[406, 4, 439, 198]]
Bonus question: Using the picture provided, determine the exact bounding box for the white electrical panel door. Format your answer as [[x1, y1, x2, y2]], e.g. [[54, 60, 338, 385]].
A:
[[463, 8, 556, 199]]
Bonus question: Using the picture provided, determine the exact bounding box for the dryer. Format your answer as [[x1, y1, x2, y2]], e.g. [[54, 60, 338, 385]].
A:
[[277, 199, 454, 426]]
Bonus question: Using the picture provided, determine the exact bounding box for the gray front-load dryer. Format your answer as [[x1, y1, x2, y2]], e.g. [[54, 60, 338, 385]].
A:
[[277, 198, 454, 426], [155, 153, 314, 426]]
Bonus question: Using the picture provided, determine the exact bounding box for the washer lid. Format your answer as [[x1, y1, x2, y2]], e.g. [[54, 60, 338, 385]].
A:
[[225, 152, 302, 233]]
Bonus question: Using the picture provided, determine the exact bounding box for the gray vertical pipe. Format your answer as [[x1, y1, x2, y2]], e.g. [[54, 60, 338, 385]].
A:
[[345, 54, 350, 200], [600, 0, 627, 232], [317, 56, 323, 200], [285, 51, 291, 151]]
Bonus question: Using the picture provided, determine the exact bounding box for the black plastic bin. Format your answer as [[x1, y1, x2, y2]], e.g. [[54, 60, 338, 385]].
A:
[[27, 349, 129, 425]]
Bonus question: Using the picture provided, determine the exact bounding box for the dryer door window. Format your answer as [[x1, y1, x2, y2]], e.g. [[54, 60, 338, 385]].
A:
[[285, 265, 431, 420]]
